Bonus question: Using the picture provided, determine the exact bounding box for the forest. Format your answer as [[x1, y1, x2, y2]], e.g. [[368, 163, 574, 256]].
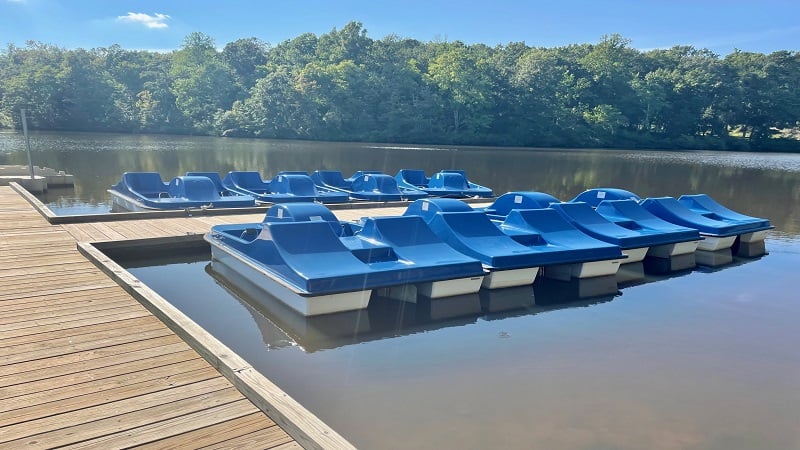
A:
[[1, 22, 798, 151]]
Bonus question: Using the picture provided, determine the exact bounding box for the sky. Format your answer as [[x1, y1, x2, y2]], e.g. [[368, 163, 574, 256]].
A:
[[1, 0, 798, 56]]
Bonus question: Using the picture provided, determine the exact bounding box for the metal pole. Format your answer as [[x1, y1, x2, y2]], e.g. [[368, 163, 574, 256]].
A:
[[21, 109, 34, 179]]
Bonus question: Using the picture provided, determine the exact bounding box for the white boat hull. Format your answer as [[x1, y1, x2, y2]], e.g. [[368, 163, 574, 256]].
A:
[[739, 229, 768, 243], [481, 267, 539, 289], [621, 247, 649, 263], [208, 239, 371, 316], [418, 275, 485, 298], [544, 258, 622, 281], [647, 240, 700, 258], [697, 235, 737, 251]]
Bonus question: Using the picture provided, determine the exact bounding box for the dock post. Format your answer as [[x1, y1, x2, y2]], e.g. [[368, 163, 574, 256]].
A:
[[21, 108, 34, 180]]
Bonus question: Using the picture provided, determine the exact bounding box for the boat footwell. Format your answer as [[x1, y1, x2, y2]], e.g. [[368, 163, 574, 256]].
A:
[[481, 267, 539, 289]]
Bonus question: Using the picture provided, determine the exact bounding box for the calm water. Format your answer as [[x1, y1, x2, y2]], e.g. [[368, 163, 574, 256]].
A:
[[4, 130, 800, 448], [0, 130, 798, 235]]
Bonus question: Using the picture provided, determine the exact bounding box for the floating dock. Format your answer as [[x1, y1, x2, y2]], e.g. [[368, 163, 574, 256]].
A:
[[0, 184, 364, 449], [0, 165, 74, 193]]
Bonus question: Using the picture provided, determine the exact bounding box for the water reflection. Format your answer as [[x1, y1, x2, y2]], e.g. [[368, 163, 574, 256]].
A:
[[123, 238, 790, 450], [206, 259, 624, 353], [0, 130, 797, 235]]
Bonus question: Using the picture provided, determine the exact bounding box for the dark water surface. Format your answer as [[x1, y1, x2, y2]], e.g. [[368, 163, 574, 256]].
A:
[[3, 130, 800, 449]]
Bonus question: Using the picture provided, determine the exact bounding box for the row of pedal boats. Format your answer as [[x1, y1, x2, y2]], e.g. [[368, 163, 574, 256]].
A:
[[205, 188, 772, 316], [108, 169, 493, 211]]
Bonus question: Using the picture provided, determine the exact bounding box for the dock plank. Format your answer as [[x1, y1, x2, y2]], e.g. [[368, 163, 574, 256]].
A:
[[0, 186, 353, 449], [60, 400, 264, 450], [0, 349, 201, 401], [0, 379, 236, 444]]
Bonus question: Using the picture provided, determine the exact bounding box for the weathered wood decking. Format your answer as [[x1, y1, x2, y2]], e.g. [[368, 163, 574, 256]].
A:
[[0, 185, 374, 449]]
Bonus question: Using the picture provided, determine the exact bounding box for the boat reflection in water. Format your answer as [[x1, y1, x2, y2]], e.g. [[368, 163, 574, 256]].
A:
[[199, 232, 766, 353], [205, 262, 620, 353]]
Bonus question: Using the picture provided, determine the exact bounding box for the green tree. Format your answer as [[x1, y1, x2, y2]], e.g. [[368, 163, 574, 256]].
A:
[[170, 32, 237, 133]]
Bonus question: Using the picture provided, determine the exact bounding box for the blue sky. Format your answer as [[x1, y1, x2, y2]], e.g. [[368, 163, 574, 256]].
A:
[[1, 0, 798, 56]]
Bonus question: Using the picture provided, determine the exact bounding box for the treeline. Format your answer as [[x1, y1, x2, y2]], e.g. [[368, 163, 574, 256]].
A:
[[1, 22, 799, 150]]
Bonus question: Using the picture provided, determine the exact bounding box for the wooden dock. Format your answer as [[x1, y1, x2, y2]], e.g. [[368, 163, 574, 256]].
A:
[[0, 185, 366, 449]]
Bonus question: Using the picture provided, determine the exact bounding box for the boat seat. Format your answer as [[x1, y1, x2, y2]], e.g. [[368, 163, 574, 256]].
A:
[[359, 215, 443, 247], [677, 194, 771, 228], [224, 171, 271, 192], [639, 197, 755, 236], [312, 170, 350, 189], [499, 209, 624, 262], [421, 209, 539, 269], [549, 201, 657, 249], [122, 172, 168, 198]]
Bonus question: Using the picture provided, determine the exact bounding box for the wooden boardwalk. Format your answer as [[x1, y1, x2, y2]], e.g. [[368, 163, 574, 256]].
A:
[[0, 186, 361, 449]]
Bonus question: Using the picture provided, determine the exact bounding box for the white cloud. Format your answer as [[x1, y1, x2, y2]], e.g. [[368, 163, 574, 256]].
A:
[[116, 12, 171, 29]]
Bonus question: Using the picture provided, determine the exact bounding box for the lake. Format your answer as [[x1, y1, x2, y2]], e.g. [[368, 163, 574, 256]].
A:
[[3, 130, 800, 449], [0, 130, 798, 233]]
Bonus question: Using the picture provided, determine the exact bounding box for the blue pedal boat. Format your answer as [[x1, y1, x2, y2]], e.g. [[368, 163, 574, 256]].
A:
[[396, 169, 493, 198], [572, 189, 702, 257], [486, 191, 668, 264], [575, 188, 772, 251], [109, 172, 256, 211], [205, 203, 485, 316], [221, 171, 350, 204], [311, 170, 428, 201], [478, 192, 627, 280], [404, 198, 622, 287]]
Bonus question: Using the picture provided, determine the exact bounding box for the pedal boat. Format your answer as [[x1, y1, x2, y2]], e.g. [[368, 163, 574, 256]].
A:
[[396, 169, 493, 198], [311, 170, 428, 201], [404, 198, 624, 287], [574, 188, 772, 252], [109, 172, 255, 211], [480, 193, 628, 280], [221, 171, 350, 204], [205, 203, 485, 316]]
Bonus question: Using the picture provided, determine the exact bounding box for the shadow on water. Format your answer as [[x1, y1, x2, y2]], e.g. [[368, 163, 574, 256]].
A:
[[204, 260, 621, 353]]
